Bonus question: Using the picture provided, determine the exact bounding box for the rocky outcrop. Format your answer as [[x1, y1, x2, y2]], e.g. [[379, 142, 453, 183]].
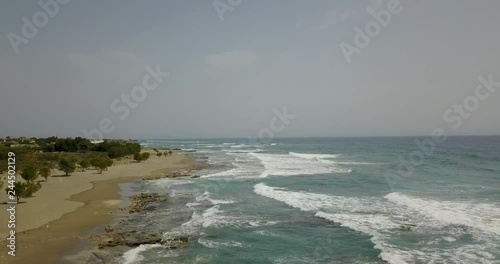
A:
[[92, 192, 189, 250], [91, 232, 188, 249], [122, 193, 163, 213], [400, 224, 416, 231], [163, 237, 189, 249], [142, 171, 188, 180], [83, 155, 208, 263]]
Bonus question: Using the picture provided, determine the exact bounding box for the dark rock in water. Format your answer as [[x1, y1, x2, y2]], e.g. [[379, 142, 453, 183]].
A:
[[123, 192, 164, 213], [142, 171, 191, 180], [86, 179, 199, 262], [123, 232, 163, 247], [400, 224, 415, 231], [191, 175, 200, 179], [93, 231, 190, 249], [92, 231, 164, 249], [162, 237, 189, 249]]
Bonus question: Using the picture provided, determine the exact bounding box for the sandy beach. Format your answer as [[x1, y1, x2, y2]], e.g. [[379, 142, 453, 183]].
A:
[[0, 150, 195, 264]]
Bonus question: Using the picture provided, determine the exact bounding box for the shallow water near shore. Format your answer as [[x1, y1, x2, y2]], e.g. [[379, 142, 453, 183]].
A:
[[120, 137, 500, 264]]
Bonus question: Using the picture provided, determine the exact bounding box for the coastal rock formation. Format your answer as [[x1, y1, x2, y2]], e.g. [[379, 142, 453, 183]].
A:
[[91, 232, 161, 248], [123, 192, 163, 213], [92, 192, 189, 251], [142, 171, 188, 180], [86, 172, 198, 263], [400, 224, 416, 231], [164, 237, 189, 249], [91, 232, 188, 249]]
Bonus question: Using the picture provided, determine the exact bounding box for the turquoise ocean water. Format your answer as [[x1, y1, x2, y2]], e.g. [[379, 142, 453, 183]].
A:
[[120, 137, 500, 264]]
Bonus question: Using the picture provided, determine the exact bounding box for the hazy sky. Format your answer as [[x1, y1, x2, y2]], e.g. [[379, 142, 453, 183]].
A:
[[1, 0, 499, 139]]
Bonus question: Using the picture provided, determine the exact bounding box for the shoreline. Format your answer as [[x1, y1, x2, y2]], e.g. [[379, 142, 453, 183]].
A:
[[0, 150, 196, 264]]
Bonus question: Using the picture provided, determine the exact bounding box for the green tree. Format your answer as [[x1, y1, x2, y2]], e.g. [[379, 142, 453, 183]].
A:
[[133, 152, 150, 162], [5, 182, 40, 203], [92, 141, 142, 158], [90, 157, 113, 173], [39, 166, 51, 182], [25, 182, 42, 197], [107, 145, 127, 158], [21, 165, 38, 182], [6, 182, 27, 203], [141, 152, 150, 161], [125, 143, 141, 155], [59, 158, 76, 176], [133, 152, 142, 162], [79, 159, 90, 171], [168, 150, 173, 156], [156, 152, 162, 157]]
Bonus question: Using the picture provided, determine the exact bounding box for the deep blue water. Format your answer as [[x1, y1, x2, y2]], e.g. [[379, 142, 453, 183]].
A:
[[121, 137, 500, 264]]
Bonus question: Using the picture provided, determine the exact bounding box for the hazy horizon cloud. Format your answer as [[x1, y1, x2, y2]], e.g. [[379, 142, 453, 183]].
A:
[[1, 0, 499, 139]]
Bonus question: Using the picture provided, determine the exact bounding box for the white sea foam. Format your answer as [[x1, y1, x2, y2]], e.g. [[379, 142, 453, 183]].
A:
[[223, 148, 263, 153], [315, 211, 412, 263], [248, 220, 279, 227], [195, 191, 237, 205], [253, 183, 388, 213], [253, 230, 279, 237], [198, 238, 243, 248], [201, 154, 264, 178], [254, 183, 500, 264], [195, 149, 217, 154], [208, 198, 236, 205], [251, 153, 351, 178], [201, 168, 240, 178], [152, 179, 194, 188], [230, 144, 247, 148], [331, 161, 379, 165], [162, 205, 231, 238], [121, 244, 163, 264], [254, 183, 335, 211], [201, 205, 223, 228], [162, 205, 231, 239], [203, 151, 353, 179], [163, 210, 204, 239], [201, 165, 261, 178], [385, 192, 500, 236], [289, 152, 340, 159], [179, 148, 197, 151], [200, 205, 278, 229], [164, 193, 275, 241]]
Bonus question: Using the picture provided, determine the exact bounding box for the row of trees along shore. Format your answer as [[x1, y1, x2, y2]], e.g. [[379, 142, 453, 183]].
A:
[[0, 137, 173, 202]]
